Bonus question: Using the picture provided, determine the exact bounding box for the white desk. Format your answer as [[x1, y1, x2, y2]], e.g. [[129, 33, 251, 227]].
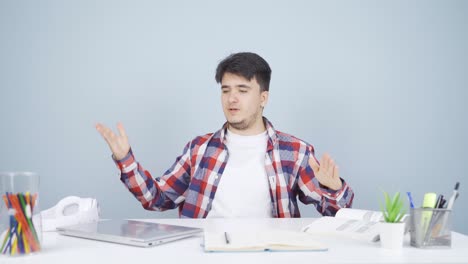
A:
[[2, 218, 468, 264]]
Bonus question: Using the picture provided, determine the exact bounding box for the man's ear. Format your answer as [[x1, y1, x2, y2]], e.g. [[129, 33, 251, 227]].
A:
[[260, 91, 269, 108]]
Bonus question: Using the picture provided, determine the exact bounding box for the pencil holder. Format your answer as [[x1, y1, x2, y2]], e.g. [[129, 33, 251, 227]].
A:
[[0, 172, 42, 256], [409, 208, 451, 248]]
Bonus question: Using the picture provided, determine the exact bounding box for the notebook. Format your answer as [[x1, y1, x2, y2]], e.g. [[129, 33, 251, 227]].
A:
[[57, 219, 203, 247], [203, 230, 328, 252]]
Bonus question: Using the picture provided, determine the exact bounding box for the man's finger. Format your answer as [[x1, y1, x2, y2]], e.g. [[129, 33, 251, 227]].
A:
[[117, 122, 127, 138], [95, 123, 109, 139], [320, 153, 330, 171], [96, 123, 115, 145], [308, 156, 320, 172], [95, 123, 104, 133], [320, 155, 325, 170], [330, 164, 335, 179], [329, 159, 335, 172], [334, 166, 340, 179]]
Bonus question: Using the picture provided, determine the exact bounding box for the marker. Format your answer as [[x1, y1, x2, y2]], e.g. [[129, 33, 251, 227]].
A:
[[434, 195, 444, 209], [446, 182, 460, 210], [422, 193, 437, 209], [421, 193, 437, 236], [435, 182, 461, 238], [438, 197, 447, 209], [407, 192, 415, 208]]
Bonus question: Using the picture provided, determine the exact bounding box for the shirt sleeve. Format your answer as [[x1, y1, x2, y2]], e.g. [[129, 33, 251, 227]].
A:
[[114, 141, 192, 211], [296, 145, 354, 216]]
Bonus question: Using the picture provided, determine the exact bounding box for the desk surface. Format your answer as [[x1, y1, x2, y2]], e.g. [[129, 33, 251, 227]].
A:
[[3, 218, 468, 264]]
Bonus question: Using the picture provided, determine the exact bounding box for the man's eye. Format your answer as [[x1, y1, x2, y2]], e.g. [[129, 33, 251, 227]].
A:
[[222, 90, 229, 93], [240, 90, 248, 93]]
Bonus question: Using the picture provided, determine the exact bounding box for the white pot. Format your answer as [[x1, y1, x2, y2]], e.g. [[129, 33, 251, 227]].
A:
[[379, 222, 406, 249]]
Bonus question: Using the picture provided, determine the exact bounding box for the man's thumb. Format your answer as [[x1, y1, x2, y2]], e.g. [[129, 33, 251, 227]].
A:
[[308, 156, 319, 172]]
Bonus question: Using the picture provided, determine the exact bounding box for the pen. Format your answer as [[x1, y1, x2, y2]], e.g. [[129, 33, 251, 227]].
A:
[[438, 196, 447, 209], [435, 182, 460, 238], [434, 195, 443, 209], [224, 232, 230, 244], [424, 194, 444, 243], [407, 192, 415, 208], [446, 182, 460, 210]]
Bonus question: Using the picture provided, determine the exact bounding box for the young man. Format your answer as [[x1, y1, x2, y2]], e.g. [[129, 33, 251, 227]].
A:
[[96, 52, 354, 218]]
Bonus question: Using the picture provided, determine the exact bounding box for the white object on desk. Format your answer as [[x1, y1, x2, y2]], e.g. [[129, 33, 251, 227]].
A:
[[40, 196, 100, 231]]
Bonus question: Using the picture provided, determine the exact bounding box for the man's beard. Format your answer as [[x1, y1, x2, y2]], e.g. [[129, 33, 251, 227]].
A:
[[228, 112, 259, 131], [228, 120, 250, 130]]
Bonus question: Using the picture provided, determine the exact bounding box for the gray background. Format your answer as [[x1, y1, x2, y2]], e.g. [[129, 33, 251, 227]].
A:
[[1, 0, 467, 234]]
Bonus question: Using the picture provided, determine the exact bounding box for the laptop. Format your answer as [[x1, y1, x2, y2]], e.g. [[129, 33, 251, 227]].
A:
[[57, 219, 203, 247]]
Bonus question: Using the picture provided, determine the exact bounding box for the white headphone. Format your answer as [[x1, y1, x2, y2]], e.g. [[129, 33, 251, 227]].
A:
[[40, 196, 100, 232]]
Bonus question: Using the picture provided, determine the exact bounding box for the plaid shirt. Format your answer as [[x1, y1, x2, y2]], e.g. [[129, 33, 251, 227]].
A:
[[115, 118, 354, 218]]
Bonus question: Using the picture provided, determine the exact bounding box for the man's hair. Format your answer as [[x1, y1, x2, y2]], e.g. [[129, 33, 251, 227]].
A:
[[215, 52, 272, 92]]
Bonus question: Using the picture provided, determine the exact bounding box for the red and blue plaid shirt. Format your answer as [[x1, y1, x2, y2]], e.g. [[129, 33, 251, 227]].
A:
[[115, 118, 354, 218]]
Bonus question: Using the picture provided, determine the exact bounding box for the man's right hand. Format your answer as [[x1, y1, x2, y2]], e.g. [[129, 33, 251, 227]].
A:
[[95, 122, 130, 160]]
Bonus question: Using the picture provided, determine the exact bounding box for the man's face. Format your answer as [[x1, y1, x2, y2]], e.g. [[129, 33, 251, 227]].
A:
[[221, 72, 268, 133]]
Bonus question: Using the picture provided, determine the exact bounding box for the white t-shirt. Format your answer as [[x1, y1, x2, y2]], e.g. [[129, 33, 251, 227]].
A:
[[206, 129, 272, 218]]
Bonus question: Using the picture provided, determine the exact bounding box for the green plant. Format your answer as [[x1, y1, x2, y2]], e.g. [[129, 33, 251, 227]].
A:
[[380, 191, 406, 223]]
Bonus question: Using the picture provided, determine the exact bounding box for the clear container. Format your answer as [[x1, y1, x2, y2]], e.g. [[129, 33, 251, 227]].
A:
[[0, 172, 42, 256], [409, 208, 451, 248]]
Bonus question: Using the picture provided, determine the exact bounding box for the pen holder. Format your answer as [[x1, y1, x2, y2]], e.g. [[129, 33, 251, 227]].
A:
[[0, 172, 42, 256], [409, 208, 451, 248]]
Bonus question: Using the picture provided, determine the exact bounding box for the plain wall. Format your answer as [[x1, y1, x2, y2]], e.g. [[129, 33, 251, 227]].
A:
[[1, 0, 467, 234]]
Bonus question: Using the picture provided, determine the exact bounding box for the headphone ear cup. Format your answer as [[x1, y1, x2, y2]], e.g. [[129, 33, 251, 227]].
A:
[[56, 196, 81, 216], [62, 203, 80, 216]]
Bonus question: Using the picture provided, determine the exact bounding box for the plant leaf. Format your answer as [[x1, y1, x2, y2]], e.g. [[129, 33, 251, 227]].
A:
[[390, 192, 401, 214], [395, 199, 406, 222], [384, 191, 391, 212], [379, 201, 389, 222], [381, 191, 406, 223], [395, 208, 406, 223]]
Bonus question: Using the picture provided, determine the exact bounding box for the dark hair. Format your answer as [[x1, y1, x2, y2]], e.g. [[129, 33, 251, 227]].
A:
[[215, 52, 272, 92]]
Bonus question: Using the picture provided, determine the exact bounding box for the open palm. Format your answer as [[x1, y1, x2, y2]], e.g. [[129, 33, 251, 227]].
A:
[[95, 122, 130, 160], [308, 153, 343, 191]]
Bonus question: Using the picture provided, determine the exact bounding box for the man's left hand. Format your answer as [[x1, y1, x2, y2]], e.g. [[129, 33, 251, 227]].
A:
[[308, 153, 343, 191]]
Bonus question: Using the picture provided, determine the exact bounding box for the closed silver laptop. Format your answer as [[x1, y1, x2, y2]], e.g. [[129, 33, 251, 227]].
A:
[[57, 219, 203, 247]]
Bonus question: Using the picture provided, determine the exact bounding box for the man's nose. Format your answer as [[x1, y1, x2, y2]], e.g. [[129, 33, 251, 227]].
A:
[[228, 92, 238, 103]]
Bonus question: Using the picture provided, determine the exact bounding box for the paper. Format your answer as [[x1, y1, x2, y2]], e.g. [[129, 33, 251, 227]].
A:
[[302, 208, 386, 242]]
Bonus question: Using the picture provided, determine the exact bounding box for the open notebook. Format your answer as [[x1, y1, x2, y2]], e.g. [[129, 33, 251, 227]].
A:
[[57, 220, 202, 247], [203, 230, 328, 252]]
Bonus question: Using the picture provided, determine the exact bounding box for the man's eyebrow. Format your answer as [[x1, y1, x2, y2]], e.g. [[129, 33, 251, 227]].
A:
[[221, 84, 251, 89]]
